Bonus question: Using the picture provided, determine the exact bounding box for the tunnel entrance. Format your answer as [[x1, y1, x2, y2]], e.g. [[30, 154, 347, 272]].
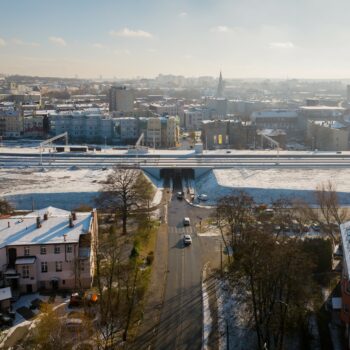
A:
[[160, 168, 194, 191]]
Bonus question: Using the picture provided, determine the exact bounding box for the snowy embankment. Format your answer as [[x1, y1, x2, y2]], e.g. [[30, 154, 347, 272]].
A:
[[196, 168, 350, 205], [1, 167, 163, 210]]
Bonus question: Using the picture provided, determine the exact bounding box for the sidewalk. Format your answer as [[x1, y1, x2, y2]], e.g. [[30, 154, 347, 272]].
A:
[[130, 193, 170, 350]]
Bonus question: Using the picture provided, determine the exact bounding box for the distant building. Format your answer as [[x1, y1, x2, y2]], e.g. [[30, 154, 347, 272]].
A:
[[50, 111, 114, 143], [113, 117, 139, 144], [216, 71, 225, 98], [143, 115, 179, 148], [23, 115, 45, 138], [149, 103, 178, 116], [184, 107, 211, 131], [201, 119, 256, 149], [306, 120, 349, 151], [108, 86, 134, 112], [299, 106, 344, 121], [250, 109, 299, 131], [0, 104, 23, 137], [0, 207, 98, 293]]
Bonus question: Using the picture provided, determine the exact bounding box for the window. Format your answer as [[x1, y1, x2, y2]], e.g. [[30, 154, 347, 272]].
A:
[[55, 261, 62, 272], [54, 246, 60, 254], [24, 246, 30, 256], [41, 262, 48, 273], [80, 261, 85, 271], [22, 265, 29, 279], [40, 246, 46, 255], [67, 245, 73, 253]]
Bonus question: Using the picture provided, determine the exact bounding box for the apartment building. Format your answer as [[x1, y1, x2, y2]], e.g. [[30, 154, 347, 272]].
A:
[[108, 86, 134, 112], [113, 117, 139, 144], [183, 107, 211, 131], [306, 120, 349, 151], [0, 105, 23, 137], [201, 119, 256, 149], [49, 111, 114, 143], [0, 207, 98, 294]]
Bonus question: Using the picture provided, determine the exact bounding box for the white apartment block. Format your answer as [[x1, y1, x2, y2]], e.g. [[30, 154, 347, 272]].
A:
[[0, 207, 98, 294]]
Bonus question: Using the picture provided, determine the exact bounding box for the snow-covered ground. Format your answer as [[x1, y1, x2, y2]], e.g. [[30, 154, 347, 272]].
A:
[[0, 166, 163, 211], [196, 168, 350, 205], [0, 167, 110, 210], [2, 165, 350, 210], [216, 280, 255, 350]]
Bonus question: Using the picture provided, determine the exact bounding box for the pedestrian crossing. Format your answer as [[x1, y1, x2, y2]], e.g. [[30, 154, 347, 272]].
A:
[[168, 226, 195, 235]]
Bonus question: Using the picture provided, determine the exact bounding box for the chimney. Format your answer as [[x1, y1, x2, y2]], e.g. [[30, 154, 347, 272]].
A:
[[71, 212, 77, 221], [63, 234, 67, 242], [69, 216, 74, 228], [43, 213, 48, 221], [36, 216, 41, 228]]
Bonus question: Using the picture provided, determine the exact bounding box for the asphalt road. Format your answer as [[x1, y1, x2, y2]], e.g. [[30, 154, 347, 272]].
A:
[[154, 176, 218, 350]]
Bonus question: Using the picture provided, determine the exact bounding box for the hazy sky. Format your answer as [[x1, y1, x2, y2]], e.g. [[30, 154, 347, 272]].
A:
[[1, 0, 350, 79]]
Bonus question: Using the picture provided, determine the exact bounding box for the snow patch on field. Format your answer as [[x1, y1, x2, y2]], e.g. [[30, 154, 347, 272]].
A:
[[196, 168, 350, 205]]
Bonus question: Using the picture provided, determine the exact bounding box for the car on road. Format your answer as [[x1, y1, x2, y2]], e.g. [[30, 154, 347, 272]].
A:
[[198, 194, 208, 201], [177, 191, 183, 199], [183, 217, 191, 226], [183, 234, 192, 245], [311, 223, 321, 232]]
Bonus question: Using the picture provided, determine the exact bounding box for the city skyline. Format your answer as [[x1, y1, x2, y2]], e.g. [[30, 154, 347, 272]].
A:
[[1, 0, 350, 79]]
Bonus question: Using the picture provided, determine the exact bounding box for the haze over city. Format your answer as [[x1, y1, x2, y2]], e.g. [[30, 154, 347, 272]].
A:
[[2, 0, 350, 79], [3, 1, 350, 350]]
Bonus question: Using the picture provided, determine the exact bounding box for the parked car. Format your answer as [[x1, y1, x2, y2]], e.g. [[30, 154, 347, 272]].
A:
[[183, 235, 192, 246], [198, 194, 208, 201], [311, 223, 321, 232]]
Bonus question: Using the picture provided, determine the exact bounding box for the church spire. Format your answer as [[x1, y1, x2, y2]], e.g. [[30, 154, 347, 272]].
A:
[[216, 71, 224, 98]]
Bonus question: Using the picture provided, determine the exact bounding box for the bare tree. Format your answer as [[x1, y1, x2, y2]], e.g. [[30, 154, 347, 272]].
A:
[[94, 233, 124, 349], [232, 232, 313, 350], [216, 190, 255, 246], [97, 168, 150, 235], [0, 198, 13, 215]]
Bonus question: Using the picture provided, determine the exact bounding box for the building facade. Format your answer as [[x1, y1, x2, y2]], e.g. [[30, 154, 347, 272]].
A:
[[0, 207, 98, 294], [306, 120, 349, 151], [108, 86, 134, 112]]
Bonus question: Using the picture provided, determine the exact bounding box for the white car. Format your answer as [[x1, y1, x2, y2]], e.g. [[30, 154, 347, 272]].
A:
[[198, 194, 208, 201], [183, 217, 191, 226], [183, 234, 192, 245]]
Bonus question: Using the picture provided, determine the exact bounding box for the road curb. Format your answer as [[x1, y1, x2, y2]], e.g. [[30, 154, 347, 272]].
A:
[[202, 262, 210, 350], [184, 197, 215, 210]]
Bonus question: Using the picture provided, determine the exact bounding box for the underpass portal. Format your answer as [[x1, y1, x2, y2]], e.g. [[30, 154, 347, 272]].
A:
[[160, 168, 195, 191]]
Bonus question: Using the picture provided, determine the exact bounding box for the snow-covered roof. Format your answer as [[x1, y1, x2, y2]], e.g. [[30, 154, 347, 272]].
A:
[[251, 109, 298, 119], [0, 207, 92, 248], [0, 287, 12, 301], [300, 106, 345, 111]]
